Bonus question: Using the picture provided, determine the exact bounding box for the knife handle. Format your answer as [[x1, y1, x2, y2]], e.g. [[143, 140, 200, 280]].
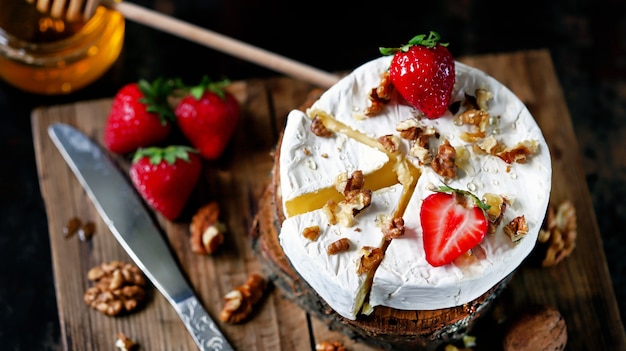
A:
[[175, 296, 235, 351]]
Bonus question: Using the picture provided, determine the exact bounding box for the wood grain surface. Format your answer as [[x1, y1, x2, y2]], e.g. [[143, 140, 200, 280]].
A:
[[32, 49, 625, 350]]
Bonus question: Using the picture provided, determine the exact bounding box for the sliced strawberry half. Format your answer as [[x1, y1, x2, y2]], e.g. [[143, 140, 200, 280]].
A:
[[419, 185, 489, 267]]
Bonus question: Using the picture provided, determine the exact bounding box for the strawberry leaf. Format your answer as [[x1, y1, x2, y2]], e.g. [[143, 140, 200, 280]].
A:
[[379, 31, 449, 56], [132, 145, 198, 165], [136, 77, 177, 124], [408, 31, 448, 48], [434, 183, 491, 212], [185, 76, 231, 100]]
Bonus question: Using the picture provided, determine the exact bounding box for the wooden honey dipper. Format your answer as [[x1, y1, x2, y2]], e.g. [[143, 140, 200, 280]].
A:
[[26, 0, 341, 88]]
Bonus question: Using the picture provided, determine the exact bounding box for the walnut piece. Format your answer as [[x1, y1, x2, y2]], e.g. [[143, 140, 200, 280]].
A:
[[456, 88, 492, 135], [475, 88, 494, 111], [357, 246, 384, 275], [311, 115, 333, 137], [504, 215, 528, 242], [344, 189, 372, 216], [382, 217, 405, 239], [431, 139, 457, 178], [325, 170, 372, 227], [83, 261, 146, 316], [115, 332, 139, 351], [377, 134, 401, 153], [316, 340, 347, 351], [474, 135, 504, 155], [365, 71, 393, 116], [502, 304, 567, 351], [335, 170, 365, 195], [538, 201, 577, 267], [219, 273, 266, 324], [323, 190, 372, 227], [483, 193, 508, 234], [63, 217, 82, 238], [302, 225, 321, 241], [190, 201, 225, 255], [497, 140, 539, 164], [396, 118, 421, 140], [408, 125, 438, 164], [63, 217, 96, 241], [327, 238, 351, 255]]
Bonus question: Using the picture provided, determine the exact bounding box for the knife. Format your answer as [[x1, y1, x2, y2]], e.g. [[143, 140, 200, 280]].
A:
[[48, 123, 235, 351]]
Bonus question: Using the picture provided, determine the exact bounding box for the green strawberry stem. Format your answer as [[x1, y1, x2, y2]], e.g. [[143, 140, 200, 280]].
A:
[[136, 76, 233, 121], [137, 78, 178, 123], [183, 76, 231, 100], [132, 145, 199, 165], [434, 184, 491, 212], [379, 31, 449, 56]]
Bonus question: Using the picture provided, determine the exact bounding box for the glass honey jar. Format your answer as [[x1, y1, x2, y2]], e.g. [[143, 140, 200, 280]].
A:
[[0, 1, 125, 95]]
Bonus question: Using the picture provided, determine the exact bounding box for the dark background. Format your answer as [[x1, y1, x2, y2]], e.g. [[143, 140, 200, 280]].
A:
[[1, 0, 624, 349]]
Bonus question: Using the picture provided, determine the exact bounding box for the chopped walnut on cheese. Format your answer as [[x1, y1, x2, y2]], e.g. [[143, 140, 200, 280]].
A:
[[365, 71, 393, 116], [302, 225, 321, 240], [483, 193, 508, 234], [327, 238, 351, 255], [325, 170, 373, 227], [504, 215, 529, 242], [310, 115, 333, 137], [497, 140, 539, 164], [431, 139, 457, 179], [357, 246, 384, 275]]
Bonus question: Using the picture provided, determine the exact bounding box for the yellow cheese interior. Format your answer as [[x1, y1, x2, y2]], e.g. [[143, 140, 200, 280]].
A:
[[284, 161, 400, 217]]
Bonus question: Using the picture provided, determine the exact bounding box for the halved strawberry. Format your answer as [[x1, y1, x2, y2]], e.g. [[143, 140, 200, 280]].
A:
[[419, 185, 489, 267], [380, 31, 455, 119], [129, 146, 202, 221]]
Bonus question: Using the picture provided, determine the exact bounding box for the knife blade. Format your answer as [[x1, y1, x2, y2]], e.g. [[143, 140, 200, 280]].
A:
[[48, 123, 235, 351]]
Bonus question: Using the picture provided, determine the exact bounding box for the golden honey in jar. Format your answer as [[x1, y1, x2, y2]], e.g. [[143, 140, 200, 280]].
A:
[[0, 0, 125, 95]]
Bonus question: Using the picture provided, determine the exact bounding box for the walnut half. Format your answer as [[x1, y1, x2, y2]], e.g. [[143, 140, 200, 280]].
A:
[[357, 246, 384, 275], [83, 261, 147, 316], [504, 215, 528, 242], [538, 201, 577, 267], [190, 201, 226, 255], [219, 273, 266, 324], [431, 140, 457, 179], [327, 238, 351, 255]]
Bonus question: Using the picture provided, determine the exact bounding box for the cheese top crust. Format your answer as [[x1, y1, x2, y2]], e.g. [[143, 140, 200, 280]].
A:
[[278, 55, 552, 320]]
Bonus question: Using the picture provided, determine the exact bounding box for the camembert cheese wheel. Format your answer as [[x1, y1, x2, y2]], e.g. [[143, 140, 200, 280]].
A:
[[278, 56, 552, 320]]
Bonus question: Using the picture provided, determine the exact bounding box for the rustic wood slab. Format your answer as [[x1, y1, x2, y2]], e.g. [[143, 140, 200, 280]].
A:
[[32, 49, 625, 350]]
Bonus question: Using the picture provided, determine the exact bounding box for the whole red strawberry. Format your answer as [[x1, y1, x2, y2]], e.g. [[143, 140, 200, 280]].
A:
[[129, 146, 202, 221], [380, 31, 455, 119], [419, 185, 489, 267], [104, 78, 175, 154], [174, 77, 240, 160]]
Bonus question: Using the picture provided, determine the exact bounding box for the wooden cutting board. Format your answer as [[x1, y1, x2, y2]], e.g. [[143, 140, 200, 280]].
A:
[[32, 49, 626, 351]]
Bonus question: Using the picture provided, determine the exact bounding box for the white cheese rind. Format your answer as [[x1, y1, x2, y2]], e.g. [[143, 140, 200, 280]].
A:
[[278, 56, 552, 320], [279, 185, 403, 319]]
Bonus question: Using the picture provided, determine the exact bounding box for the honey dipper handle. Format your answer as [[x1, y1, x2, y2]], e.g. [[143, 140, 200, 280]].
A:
[[109, 1, 341, 88]]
